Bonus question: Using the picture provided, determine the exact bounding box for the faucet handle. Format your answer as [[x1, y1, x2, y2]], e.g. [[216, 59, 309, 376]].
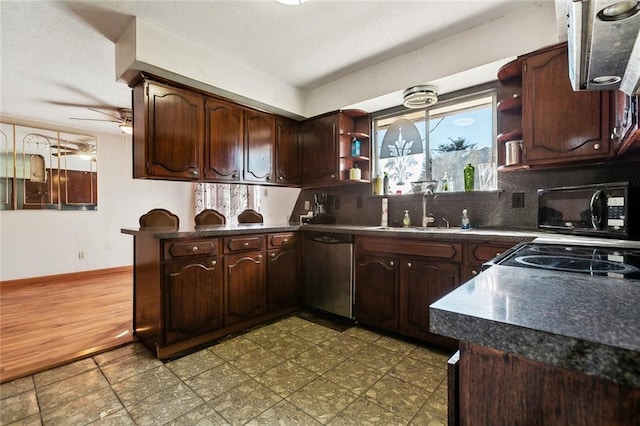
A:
[[442, 217, 450, 228], [422, 215, 436, 227]]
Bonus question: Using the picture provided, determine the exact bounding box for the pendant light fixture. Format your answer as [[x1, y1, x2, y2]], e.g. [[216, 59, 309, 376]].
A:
[[403, 85, 439, 109]]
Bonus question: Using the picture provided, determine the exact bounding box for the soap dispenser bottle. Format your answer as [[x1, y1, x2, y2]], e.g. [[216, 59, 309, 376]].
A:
[[403, 210, 411, 227], [461, 208, 470, 229]]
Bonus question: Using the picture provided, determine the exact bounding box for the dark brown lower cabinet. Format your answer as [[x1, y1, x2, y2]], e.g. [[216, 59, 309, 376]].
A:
[[354, 254, 399, 331], [267, 247, 299, 312], [457, 342, 640, 425], [400, 258, 459, 346], [163, 256, 223, 345], [223, 250, 266, 326], [132, 232, 299, 359], [354, 237, 461, 348]]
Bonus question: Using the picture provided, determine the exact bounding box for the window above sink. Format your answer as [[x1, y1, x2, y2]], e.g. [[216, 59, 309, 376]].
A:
[[372, 83, 498, 195]]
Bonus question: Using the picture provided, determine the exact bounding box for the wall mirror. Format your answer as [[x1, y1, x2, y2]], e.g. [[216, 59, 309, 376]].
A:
[[0, 123, 97, 210]]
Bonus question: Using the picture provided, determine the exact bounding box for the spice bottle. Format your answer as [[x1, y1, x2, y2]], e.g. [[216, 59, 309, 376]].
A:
[[373, 174, 382, 195], [441, 172, 449, 192], [464, 163, 475, 192], [383, 172, 390, 194]]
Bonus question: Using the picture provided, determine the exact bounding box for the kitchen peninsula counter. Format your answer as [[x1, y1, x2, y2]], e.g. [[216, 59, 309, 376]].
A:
[[431, 264, 640, 387]]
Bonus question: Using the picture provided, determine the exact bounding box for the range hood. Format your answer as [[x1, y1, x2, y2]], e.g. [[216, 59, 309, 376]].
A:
[[568, 0, 640, 95]]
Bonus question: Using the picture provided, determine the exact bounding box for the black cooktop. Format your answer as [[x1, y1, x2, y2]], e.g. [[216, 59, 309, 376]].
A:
[[496, 243, 640, 279]]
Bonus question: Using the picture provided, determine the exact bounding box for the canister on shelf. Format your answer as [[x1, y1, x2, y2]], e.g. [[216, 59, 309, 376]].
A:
[[351, 138, 361, 156]]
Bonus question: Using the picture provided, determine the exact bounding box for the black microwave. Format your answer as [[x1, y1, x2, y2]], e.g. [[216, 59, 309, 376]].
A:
[[537, 182, 639, 239]]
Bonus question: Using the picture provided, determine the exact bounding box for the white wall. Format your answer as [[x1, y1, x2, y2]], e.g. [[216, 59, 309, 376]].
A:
[[0, 124, 299, 281]]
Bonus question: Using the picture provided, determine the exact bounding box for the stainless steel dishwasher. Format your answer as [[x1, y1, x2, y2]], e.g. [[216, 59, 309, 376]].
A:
[[303, 233, 354, 319]]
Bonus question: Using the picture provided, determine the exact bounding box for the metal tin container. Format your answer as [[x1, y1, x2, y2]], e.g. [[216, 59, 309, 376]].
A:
[[505, 140, 522, 166]]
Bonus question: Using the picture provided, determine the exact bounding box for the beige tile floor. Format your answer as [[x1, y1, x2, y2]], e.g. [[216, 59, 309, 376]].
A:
[[0, 315, 453, 425]]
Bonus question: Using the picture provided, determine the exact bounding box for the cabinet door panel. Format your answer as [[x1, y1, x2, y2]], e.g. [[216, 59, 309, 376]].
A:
[[400, 259, 459, 340], [301, 115, 338, 183], [146, 83, 204, 179], [355, 254, 399, 330], [224, 251, 266, 325], [275, 118, 300, 184], [522, 45, 610, 164], [245, 110, 275, 183], [267, 248, 299, 312], [163, 257, 222, 345], [204, 99, 243, 181]]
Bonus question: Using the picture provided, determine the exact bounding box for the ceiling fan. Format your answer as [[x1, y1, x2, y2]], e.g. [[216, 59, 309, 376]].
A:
[[51, 139, 96, 161], [70, 107, 133, 134]]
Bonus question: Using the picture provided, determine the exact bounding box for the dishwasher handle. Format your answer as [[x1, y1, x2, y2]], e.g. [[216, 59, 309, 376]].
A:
[[306, 233, 353, 244]]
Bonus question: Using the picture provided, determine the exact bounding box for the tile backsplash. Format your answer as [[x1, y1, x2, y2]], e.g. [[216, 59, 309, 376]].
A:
[[291, 161, 640, 230]]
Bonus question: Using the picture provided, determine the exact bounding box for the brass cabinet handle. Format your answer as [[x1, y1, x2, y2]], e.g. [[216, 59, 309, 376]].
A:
[[389, 260, 394, 267], [266, 174, 272, 181], [244, 242, 249, 247], [192, 170, 199, 176], [471, 269, 478, 276], [257, 255, 263, 261], [271, 253, 276, 258], [407, 262, 412, 268], [211, 260, 217, 266], [593, 143, 601, 150], [192, 246, 198, 252], [278, 175, 284, 180], [283, 238, 288, 243]]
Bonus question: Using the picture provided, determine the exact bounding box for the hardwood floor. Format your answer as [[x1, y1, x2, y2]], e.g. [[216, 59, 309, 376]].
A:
[[0, 267, 134, 383]]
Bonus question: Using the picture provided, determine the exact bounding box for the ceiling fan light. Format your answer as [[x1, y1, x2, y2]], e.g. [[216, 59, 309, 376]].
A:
[[120, 123, 133, 135], [403, 85, 439, 109], [78, 153, 92, 161]]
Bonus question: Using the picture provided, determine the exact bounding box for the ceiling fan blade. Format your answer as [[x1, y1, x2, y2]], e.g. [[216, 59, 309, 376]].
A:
[[69, 117, 120, 123], [87, 107, 123, 122]]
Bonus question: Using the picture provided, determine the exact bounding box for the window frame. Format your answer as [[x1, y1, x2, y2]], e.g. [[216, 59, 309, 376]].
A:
[[371, 81, 499, 193]]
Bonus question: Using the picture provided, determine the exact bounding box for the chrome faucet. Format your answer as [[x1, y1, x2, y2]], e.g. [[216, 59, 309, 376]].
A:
[[422, 191, 435, 228]]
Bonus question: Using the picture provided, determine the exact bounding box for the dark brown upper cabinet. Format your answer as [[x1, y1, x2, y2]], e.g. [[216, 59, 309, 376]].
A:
[[301, 113, 338, 185], [244, 109, 275, 184], [496, 43, 635, 170], [521, 43, 612, 166], [204, 98, 244, 182], [133, 79, 204, 180], [300, 110, 371, 186], [275, 118, 301, 185]]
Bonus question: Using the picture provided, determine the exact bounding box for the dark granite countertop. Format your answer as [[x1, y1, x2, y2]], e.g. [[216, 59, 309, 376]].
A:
[[430, 264, 640, 388], [121, 222, 543, 243]]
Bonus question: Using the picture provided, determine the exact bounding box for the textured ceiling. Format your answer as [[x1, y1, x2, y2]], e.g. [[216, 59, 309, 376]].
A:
[[0, 0, 559, 135]]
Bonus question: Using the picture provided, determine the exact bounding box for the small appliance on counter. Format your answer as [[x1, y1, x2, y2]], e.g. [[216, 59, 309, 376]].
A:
[[305, 193, 335, 224], [537, 181, 638, 239]]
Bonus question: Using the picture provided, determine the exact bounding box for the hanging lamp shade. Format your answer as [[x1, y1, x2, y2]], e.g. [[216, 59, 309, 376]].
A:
[[403, 85, 438, 109]]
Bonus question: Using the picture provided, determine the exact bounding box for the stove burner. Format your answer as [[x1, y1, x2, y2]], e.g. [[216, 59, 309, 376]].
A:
[[514, 255, 639, 275]]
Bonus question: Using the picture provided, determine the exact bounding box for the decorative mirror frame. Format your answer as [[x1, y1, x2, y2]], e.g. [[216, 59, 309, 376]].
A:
[[0, 122, 97, 210]]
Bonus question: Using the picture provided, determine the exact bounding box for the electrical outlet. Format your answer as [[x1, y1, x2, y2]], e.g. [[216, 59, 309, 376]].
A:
[[78, 251, 85, 260], [512, 192, 525, 208], [334, 198, 340, 209], [304, 200, 310, 210]]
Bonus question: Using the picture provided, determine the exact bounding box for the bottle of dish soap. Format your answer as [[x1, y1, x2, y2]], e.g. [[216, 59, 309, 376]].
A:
[[441, 172, 449, 192], [403, 210, 411, 227], [461, 208, 470, 229]]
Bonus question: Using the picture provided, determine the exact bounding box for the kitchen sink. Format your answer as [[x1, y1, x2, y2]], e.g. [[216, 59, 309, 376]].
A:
[[364, 226, 459, 232]]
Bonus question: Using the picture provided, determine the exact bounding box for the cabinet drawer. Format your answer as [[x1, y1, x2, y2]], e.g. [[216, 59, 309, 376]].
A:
[[464, 242, 515, 264], [224, 235, 264, 253], [357, 237, 461, 262], [268, 233, 296, 248], [164, 239, 217, 259]]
